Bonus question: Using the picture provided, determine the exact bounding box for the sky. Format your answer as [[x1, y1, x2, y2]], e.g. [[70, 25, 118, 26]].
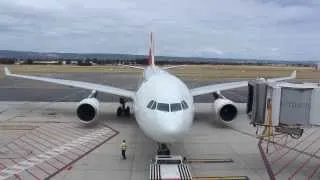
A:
[[0, 0, 319, 61]]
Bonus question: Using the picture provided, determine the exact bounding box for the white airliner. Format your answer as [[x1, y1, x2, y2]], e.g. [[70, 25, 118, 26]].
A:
[[4, 33, 296, 154]]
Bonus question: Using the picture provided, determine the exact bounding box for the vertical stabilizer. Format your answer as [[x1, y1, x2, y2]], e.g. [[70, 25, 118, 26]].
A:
[[147, 32, 155, 66]]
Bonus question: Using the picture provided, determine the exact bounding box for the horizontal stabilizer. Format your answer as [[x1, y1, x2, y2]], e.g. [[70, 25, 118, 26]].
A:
[[162, 65, 186, 70], [117, 64, 145, 70]]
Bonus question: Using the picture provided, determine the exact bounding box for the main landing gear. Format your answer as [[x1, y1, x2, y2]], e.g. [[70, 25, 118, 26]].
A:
[[157, 144, 170, 155], [117, 97, 130, 117]]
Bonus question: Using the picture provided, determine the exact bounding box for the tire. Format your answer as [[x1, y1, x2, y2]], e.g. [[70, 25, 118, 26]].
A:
[[125, 107, 130, 117], [117, 107, 123, 117]]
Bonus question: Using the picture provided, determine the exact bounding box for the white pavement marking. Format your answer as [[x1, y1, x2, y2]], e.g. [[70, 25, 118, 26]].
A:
[[0, 127, 114, 180]]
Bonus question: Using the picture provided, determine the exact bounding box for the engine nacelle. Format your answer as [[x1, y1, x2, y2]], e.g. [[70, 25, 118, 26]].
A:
[[76, 98, 100, 124], [213, 98, 238, 123]]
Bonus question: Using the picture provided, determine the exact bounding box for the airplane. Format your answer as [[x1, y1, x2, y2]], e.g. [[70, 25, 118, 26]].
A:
[[3, 32, 296, 154]]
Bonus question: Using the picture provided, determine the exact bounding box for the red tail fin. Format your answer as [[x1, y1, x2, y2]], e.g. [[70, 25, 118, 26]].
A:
[[147, 32, 155, 66], [148, 47, 152, 65]]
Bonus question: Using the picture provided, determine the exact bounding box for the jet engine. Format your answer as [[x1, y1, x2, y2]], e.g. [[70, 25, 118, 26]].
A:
[[76, 97, 100, 124], [212, 92, 238, 122]]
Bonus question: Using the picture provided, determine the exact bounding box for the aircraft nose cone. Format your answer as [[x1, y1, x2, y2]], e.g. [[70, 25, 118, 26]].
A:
[[165, 123, 181, 134], [152, 111, 193, 143], [162, 116, 187, 137]]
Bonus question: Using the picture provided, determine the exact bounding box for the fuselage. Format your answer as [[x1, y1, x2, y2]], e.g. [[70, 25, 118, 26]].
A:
[[134, 66, 194, 143]]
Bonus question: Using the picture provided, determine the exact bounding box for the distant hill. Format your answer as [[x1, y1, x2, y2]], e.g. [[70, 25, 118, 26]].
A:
[[0, 50, 316, 66]]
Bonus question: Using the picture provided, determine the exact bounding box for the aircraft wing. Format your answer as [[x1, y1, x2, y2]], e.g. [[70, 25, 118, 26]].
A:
[[4, 67, 135, 98], [190, 70, 296, 96]]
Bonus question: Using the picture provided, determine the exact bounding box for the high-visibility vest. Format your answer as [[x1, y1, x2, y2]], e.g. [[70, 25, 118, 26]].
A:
[[121, 143, 127, 150]]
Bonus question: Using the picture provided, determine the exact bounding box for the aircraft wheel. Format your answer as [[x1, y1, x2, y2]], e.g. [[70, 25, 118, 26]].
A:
[[157, 144, 170, 155], [125, 107, 130, 117], [117, 107, 123, 117]]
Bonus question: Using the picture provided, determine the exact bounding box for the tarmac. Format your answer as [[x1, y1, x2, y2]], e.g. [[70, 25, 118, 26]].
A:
[[0, 101, 266, 180], [0, 72, 318, 180]]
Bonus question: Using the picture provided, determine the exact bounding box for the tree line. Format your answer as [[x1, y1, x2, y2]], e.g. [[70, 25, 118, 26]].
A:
[[0, 57, 313, 67]]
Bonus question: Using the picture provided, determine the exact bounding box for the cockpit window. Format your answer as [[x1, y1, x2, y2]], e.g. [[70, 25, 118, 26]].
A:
[[170, 103, 182, 112], [151, 101, 157, 109], [148, 100, 188, 112], [147, 100, 154, 108], [181, 100, 189, 109], [157, 103, 169, 112]]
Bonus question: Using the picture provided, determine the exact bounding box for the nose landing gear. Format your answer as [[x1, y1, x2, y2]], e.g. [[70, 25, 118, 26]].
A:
[[157, 144, 170, 155], [117, 97, 130, 117]]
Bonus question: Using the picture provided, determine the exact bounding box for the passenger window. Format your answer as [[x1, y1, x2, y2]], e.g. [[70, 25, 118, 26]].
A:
[[147, 100, 154, 108], [151, 101, 157, 109], [157, 103, 169, 112], [181, 100, 189, 109], [170, 103, 182, 112]]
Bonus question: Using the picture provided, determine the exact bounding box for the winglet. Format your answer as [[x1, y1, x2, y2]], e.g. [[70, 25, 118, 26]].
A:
[[291, 70, 297, 79], [4, 66, 11, 76]]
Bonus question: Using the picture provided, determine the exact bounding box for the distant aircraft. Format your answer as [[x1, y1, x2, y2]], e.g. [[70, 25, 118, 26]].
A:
[[4, 32, 296, 154]]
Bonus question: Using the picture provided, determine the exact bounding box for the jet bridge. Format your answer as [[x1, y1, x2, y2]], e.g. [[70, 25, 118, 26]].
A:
[[247, 80, 320, 134], [247, 80, 320, 179]]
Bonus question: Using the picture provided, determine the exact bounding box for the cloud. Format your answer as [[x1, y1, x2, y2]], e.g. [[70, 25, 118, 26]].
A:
[[197, 47, 224, 56], [0, 0, 319, 61]]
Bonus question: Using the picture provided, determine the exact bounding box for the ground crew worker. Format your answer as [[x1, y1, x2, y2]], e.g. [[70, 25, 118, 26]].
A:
[[121, 140, 127, 160]]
